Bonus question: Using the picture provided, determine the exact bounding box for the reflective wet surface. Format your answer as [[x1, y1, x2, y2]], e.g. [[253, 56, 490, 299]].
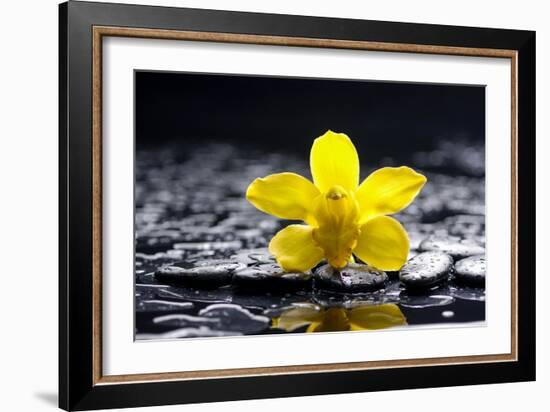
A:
[[135, 141, 485, 340]]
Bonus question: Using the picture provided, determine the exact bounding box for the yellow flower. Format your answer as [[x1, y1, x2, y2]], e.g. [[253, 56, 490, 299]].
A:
[[272, 303, 407, 333], [246, 130, 426, 272]]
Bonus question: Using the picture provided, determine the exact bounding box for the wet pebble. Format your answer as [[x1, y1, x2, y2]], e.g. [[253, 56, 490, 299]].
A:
[[230, 248, 275, 265], [419, 235, 485, 259], [218, 215, 272, 230], [235, 228, 264, 240], [233, 263, 312, 290], [136, 300, 194, 312], [399, 251, 453, 288], [155, 259, 245, 287], [136, 249, 185, 262], [153, 313, 221, 329], [399, 294, 455, 308], [198, 303, 271, 333], [177, 213, 218, 227], [173, 240, 242, 251], [314, 263, 388, 292], [178, 227, 237, 243], [156, 286, 233, 303], [454, 255, 485, 286]]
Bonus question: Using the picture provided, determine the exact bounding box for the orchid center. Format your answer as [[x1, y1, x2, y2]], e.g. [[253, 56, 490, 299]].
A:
[[317, 185, 359, 228], [310, 186, 361, 270], [326, 185, 347, 200]]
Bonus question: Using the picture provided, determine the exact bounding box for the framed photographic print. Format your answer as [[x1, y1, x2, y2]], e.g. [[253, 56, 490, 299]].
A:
[[59, 1, 536, 410]]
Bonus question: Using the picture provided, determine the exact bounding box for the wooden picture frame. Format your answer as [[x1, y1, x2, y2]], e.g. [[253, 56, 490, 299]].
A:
[[59, 1, 535, 410]]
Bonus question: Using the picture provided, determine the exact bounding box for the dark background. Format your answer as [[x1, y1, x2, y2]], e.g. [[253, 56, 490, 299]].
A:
[[135, 71, 485, 163]]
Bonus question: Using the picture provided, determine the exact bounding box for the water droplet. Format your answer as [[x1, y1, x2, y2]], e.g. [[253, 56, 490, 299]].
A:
[[442, 310, 454, 318]]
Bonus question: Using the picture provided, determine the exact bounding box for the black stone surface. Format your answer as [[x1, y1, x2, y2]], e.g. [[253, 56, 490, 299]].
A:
[[399, 251, 454, 288], [314, 263, 388, 292], [454, 255, 486, 285], [233, 263, 312, 290], [155, 259, 245, 288], [419, 235, 485, 259]]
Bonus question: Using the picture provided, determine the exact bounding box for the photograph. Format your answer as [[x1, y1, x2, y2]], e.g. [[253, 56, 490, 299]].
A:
[[54, 1, 536, 409], [134, 71, 487, 340]]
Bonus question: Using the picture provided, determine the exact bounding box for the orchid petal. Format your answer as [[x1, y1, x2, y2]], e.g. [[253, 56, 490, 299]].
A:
[[268, 224, 324, 272], [356, 166, 426, 224], [310, 130, 359, 193], [354, 215, 409, 271], [246, 172, 320, 225]]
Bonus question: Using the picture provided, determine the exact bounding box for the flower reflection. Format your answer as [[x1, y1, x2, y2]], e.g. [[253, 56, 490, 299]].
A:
[[272, 303, 407, 333]]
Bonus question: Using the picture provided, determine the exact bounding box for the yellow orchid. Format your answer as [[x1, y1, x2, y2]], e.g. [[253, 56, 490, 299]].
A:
[[272, 303, 407, 333], [246, 130, 427, 272]]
